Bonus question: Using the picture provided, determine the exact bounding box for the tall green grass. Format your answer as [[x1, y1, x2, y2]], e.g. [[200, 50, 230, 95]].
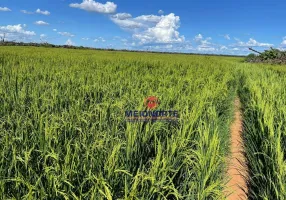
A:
[[238, 65, 286, 200], [0, 47, 236, 199]]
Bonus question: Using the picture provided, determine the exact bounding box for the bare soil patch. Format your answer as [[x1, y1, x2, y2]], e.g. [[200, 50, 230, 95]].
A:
[[225, 98, 248, 200]]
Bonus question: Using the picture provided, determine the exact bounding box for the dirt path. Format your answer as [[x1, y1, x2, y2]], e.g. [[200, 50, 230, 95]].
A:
[[225, 98, 248, 200]]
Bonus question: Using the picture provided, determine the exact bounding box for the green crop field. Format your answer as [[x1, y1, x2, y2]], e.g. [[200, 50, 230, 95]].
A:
[[0, 46, 285, 199]]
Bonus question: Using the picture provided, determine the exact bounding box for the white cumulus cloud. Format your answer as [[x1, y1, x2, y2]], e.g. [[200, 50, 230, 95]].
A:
[[0, 24, 36, 36], [134, 15, 162, 24], [0, 7, 11, 12], [58, 32, 75, 37], [277, 47, 286, 51], [35, 21, 49, 25], [281, 36, 286, 46], [110, 12, 185, 46], [194, 34, 211, 45], [65, 39, 75, 46], [21, 9, 50, 15], [21, 10, 33, 14], [220, 46, 228, 50], [193, 34, 218, 52], [36, 9, 50, 15], [133, 14, 184, 44], [53, 29, 57, 32], [111, 18, 144, 29], [235, 38, 273, 47], [110, 14, 163, 30], [158, 10, 164, 15], [94, 37, 105, 42], [224, 34, 230, 40], [111, 13, 132, 20], [194, 34, 203, 42], [40, 34, 47, 38], [197, 45, 216, 52], [70, 0, 117, 14], [110, 11, 184, 45]]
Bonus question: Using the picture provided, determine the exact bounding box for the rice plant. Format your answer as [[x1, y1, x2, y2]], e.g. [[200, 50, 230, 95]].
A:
[[1, 46, 285, 200], [0, 47, 238, 199], [238, 65, 286, 200]]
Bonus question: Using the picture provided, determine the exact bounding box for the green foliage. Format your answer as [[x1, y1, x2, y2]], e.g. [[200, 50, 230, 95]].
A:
[[0, 47, 236, 199], [245, 53, 257, 62], [260, 48, 280, 60], [246, 48, 286, 64], [238, 66, 286, 199], [0, 46, 285, 199]]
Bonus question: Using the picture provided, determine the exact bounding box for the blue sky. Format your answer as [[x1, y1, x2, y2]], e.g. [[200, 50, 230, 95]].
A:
[[1, 0, 286, 55]]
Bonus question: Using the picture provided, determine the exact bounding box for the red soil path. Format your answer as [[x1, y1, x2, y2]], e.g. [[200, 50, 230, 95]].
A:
[[225, 98, 248, 200]]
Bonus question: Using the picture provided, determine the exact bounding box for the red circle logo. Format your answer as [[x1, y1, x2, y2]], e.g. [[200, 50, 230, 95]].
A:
[[144, 96, 159, 110]]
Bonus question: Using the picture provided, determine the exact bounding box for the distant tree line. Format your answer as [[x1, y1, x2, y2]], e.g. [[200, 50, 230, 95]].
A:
[[0, 40, 245, 57]]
